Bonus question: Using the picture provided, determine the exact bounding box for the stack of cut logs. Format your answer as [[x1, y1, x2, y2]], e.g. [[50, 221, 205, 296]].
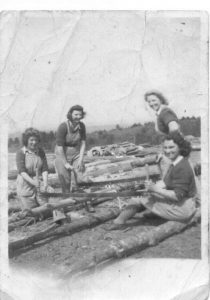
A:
[[8, 141, 201, 269]]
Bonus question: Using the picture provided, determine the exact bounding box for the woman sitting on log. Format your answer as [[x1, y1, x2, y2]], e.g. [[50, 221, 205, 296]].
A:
[[16, 128, 50, 210], [110, 132, 197, 229]]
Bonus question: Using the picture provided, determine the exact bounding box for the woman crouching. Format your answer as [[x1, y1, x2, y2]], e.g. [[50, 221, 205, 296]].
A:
[[16, 128, 49, 210], [110, 132, 197, 229]]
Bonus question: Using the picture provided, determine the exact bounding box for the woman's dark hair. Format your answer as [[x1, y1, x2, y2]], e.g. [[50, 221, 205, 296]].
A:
[[144, 90, 169, 105], [67, 105, 86, 120], [22, 127, 41, 146], [164, 131, 192, 157]]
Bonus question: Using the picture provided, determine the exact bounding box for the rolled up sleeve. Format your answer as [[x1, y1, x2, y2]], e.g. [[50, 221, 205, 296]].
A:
[[169, 168, 191, 201], [16, 150, 27, 174], [56, 123, 67, 146], [163, 109, 178, 126], [80, 122, 86, 141], [39, 148, 49, 173]]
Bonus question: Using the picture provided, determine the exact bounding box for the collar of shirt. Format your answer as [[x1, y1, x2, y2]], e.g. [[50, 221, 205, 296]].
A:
[[172, 155, 184, 166], [69, 120, 81, 131], [22, 146, 38, 155], [156, 104, 166, 116]]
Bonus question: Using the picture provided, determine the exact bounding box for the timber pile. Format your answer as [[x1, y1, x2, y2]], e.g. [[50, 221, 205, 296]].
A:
[[9, 207, 120, 255], [8, 141, 201, 269], [8, 153, 161, 197], [86, 142, 161, 157], [63, 208, 201, 277]]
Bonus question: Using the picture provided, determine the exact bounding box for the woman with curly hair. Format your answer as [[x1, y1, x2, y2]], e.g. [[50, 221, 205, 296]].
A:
[[16, 128, 49, 210], [55, 105, 86, 193], [110, 132, 197, 229], [144, 90, 180, 134]]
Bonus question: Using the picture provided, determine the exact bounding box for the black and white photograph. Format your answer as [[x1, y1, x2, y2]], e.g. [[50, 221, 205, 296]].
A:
[[0, 10, 209, 300]]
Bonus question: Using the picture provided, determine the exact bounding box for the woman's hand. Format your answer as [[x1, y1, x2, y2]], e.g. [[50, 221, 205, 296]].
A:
[[42, 184, 54, 193], [33, 178, 40, 188], [77, 161, 85, 172], [144, 180, 158, 193], [64, 162, 74, 170], [156, 153, 163, 163]]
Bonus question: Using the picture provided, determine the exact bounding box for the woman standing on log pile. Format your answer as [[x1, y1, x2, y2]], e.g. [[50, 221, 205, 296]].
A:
[[144, 90, 181, 178], [144, 90, 180, 135], [16, 128, 50, 210], [109, 132, 197, 229], [54, 105, 86, 193]]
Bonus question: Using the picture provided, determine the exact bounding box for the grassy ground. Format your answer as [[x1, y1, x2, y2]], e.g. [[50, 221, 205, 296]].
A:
[[10, 203, 201, 277]]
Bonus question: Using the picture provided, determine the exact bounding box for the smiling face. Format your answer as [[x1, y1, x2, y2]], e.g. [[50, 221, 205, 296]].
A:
[[27, 136, 39, 152], [71, 110, 83, 124], [163, 139, 180, 161], [146, 94, 162, 112]]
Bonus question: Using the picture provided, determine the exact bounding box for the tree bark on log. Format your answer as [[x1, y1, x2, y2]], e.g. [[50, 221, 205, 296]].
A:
[[62, 209, 201, 277], [8, 154, 158, 180], [9, 208, 120, 255], [8, 196, 114, 231], [8, 164, 160, 198]]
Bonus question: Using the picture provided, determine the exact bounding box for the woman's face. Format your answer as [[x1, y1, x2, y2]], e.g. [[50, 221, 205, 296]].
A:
[[27, 136, 39, 151], [71, 110, 83, 123], [146, 95, 162, 112], [163, 139, 180, 161]]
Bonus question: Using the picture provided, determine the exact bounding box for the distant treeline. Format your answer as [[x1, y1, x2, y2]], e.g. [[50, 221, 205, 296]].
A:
[[8, 116, 201, 152]]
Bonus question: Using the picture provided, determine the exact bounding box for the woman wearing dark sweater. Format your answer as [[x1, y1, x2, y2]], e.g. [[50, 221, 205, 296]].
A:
[[110, 132, 197, 229], [144, 90, 180, 135]]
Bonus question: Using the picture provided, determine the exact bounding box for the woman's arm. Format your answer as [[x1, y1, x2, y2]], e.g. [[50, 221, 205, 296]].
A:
[[168, 121, 180, 132], [20, 172, 39, 188], [56, 145, 74, 170], [145, 181, 179, 202], [77, 140, 86, 171], [42, 171, 48, 190]]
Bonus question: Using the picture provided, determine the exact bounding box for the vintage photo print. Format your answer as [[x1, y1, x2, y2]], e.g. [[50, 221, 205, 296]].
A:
[[0, 10, 209, 300]]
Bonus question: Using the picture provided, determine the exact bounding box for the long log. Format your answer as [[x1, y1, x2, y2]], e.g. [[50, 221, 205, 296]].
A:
[[8, 196, 114, 231], [87, 164, 161, 182], [9, 193, 121, 224], [8, 154, 157, 180], [8, 218, 36, 232], [85, 155, 158, 177], [40, 189, 147, 199], [8, 146, 200, 180], [8, 164, 160, 198], [63, 209, 201, 277], [8, 198, 77, 224], [9, 208, 120, 254]]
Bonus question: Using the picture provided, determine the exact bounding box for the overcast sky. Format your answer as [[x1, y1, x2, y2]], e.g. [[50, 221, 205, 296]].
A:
[[0, 11, 208, 133]]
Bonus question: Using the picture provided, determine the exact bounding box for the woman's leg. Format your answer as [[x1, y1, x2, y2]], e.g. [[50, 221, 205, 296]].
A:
[[113, 205, 140, 225], [20, 196, 39, 210], [113, 197, 145, 225], [16, 175, 39, 210], [140, 196, 196, 222], [54, 157, 71, 193]]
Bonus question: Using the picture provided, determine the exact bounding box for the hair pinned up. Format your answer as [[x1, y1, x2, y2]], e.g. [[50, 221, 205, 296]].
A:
[[67, 105, 86, 120], [144, 90, 169, 105]]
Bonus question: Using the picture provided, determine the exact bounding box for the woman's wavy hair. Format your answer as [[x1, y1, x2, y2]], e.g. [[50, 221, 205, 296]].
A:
[[164, 131, 192, 157], [144, 90, 169, 105], [22, 127, 41, 146], [67, 105, 86, 120]]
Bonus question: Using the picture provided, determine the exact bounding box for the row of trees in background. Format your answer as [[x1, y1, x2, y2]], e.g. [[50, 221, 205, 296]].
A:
[[8, 117, 201, 152]]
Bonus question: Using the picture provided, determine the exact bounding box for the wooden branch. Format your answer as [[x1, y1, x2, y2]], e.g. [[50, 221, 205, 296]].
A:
[[9, 208, 120, 255], [63, 209, 201, 277]]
